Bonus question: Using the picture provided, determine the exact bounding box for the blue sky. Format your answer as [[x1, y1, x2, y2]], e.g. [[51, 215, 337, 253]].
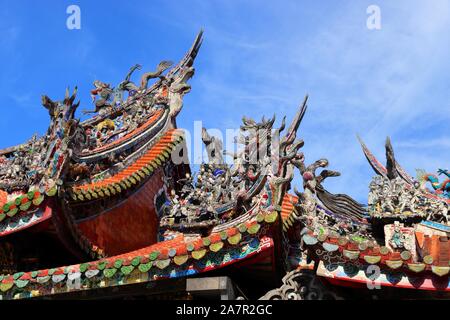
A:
[[0, 0, 449, 202]]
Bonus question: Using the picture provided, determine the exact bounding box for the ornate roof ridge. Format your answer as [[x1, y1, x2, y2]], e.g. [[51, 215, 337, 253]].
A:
[[69, 129, 184, 202]]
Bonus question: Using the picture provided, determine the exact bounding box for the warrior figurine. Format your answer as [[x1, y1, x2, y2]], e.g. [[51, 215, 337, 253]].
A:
[[83, 80, 114, 115], [368, 181, 379, 210], [389, 222, 406, 249]]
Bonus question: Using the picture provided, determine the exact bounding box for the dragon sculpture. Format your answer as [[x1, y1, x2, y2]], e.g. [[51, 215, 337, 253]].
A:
[[416, 169, 450, 199]]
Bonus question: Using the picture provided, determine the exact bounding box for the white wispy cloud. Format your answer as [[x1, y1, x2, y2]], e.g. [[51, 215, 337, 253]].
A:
[[158, 0, 450, 202]]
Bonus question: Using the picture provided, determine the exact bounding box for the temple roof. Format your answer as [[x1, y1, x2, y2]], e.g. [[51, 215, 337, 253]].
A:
[[0, 208, 278, 299]]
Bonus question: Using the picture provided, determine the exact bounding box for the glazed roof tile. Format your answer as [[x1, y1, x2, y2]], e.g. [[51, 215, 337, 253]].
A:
[[301, 228, 450, 276], [0, 189, 54, 231]]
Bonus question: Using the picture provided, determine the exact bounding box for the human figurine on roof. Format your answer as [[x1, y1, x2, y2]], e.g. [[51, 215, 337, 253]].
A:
[[83, 80, 114, 115], [389, 222, 406, 249]]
